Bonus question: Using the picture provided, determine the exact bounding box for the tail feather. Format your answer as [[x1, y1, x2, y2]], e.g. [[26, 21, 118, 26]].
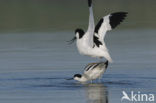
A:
[[104, 51, 113, 63]]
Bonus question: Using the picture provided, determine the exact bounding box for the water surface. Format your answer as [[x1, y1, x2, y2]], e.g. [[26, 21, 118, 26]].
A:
[[0, 30, 156, 103]]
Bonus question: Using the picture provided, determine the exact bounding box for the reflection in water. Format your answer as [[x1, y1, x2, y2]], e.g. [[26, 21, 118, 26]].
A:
[[85, 84, 108, 103]]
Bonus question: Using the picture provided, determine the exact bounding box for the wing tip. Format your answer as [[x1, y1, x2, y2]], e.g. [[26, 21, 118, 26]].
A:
[[88, 0, 92, 7], [109, 11, 128, 29]]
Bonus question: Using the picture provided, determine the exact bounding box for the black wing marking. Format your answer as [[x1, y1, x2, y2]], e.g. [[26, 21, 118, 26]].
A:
[[92, 63, 99, 69], [94, 18, 104, 47], [93, 12, 128, 47], [94, 18, 103, 34], [93, 35, 102, 47], [86, 63, 99, 71], [109, 12, 128, 29], [88, 0, 92, 7], [85, 64, 94, 71]]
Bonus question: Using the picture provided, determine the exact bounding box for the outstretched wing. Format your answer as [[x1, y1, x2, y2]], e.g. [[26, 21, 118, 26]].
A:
[[86, 0, 95, 47], [94, 12, 128, 47], [87, 0, 95, 33]]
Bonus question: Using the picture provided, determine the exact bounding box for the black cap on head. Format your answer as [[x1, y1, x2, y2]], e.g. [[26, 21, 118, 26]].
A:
[[67, 28, 84, 44], [75, 28, 85, 39], [74, 74, 82, 78]]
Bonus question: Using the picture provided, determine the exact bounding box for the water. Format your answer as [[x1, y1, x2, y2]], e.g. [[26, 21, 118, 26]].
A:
[[0, 30, 156, 103]]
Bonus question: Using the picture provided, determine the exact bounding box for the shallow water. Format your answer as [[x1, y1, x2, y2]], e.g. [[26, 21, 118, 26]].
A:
[[0, 30, 156, 103]]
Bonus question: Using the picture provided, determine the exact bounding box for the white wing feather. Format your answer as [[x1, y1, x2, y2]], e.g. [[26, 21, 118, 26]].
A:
[[97, 15, 111, 42], [85, 0, 95, 47], [93, 12, 127, 62]]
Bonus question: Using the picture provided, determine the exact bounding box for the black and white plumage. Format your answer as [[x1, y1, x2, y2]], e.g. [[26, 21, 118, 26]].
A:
[[93, 12, 127, 48], [72, 61, 108, 83], [68, 0, 128, 62]]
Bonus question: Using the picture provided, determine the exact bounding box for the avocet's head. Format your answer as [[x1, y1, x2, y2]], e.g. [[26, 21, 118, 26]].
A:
[[75, 28, 85, 39], [66, 74, 88, 83], [73, 74, 88, 83], [73, 74, 82, 81], [67, 28, 84, 44]]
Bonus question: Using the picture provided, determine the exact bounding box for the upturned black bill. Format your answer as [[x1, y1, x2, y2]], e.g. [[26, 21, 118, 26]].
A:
[[67, 37, 76, 44], [66, 78, 73, 80]]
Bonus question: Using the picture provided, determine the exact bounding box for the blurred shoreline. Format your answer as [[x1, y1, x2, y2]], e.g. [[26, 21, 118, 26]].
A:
[[0, 0, 156, 33]]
